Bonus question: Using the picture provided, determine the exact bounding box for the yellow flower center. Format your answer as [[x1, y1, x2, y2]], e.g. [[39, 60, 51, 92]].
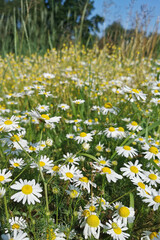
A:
[[153, 196, 160, 203], [70, 190, 78, 198], [0, 176, 5, 181], [138, 182, 145, 189], [130, 166, 139, 173], [89, 206, 96, 212], [29, 146, 36, 151], [118, 127, 124, 132], [13, 163, 20, 167], [123, 146, 131, 150], [10, 135, 20, 142], [149, 146, 159, 154], [149, 232, 158, 239], [80, 132, 87, 137], [40, 106, 45, 109], [79, 176, 89, 183], [99, 160, 106, 165], [66, 172, 73, 178], [40, 161, 45, 167], [88, 119, 92, 123], [131, 121, 138, 126], [68, 158, 74, 163], [113, 227, 122, 235], [119, 206, 130, 217], [21, 184, 33, 194], [139, 138, 143, 141], [154, 159, 159, 164], [86, 215, 100, 227], [4, 120, 13, 125], [104, 102, 112, 108], [41, 114, 50, 120], [96, 146, 102, 151], [157, 83, 160, 87], [102, 167, 111, 174], [109, 127, 115, 132], [149, 174, 157, 180], [12, 223, 20, 229], [82, 210, 90, 217], [132, 89, 140, 93], [52, 166, 60, 172]]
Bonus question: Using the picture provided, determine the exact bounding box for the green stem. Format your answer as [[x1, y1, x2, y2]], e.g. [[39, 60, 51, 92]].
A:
[[4, 195, 9, 223]]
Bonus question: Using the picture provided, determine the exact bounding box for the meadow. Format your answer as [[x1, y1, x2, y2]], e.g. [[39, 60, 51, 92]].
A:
[[0, 43, 160, 240]]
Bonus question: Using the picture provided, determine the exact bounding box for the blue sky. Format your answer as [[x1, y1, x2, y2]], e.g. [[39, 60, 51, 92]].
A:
[[92, 0, 160, 35]]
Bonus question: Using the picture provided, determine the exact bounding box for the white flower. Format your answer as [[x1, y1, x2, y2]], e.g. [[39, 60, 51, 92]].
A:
[[72, 99, 85, 104], [101, 102, 118, 115], [113, 203, 135, 226], [74, 176, 96, 193], [93, 165, 122, 183], [141, 231, 159, 240], [62, 152, 80, 165], [30, 155, 53, 171], [0, 116, 19, 132], [65, 185, 81, 199], [59, 165, 82, 182], [81, 213, 103, 239], [120, 160, 145, 179], [142, 144, 160, 160], [105, 219, 130, 240], [9, 158, 25, 169], [8, 216, 27, 233], [36, 104, 49, 112], [144, 170, 160, 187], [11, 179, 43, 205], [1, 230, 29, 240], [104, 127, 119, 138], [58, 103, 70, 110], [75, 132, 93, 144], [46, 138, 53, 146], [142, 189, 160, 211], [0, 169, 12, 184], [126, 121, 142, 132], [116, 145, 138, 158]]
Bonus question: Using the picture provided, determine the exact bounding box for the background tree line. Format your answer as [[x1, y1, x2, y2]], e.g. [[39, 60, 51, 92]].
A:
[[0, 0, 160, 58]]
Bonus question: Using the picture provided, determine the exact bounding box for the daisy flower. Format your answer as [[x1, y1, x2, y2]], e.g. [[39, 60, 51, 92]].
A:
[[46, 138, 53, 146], [104, 127, 119, 138], [8, 216, 27, 233], [142, 189, 160, 211], [72, 99, 85, 104], [74, 175, 96, 193], [30, 110, 61, 124], [59, 165, 82, 182], [36, 104, 49, 112], [144, 170, 160, 187], [116, 145, 138, 158], [82, 142, 90, 151], [1, 230, 29, 240], [117, 127, 126, 139], [1, 133, 28, 150], [94, 165, 122, 183], [95, 142, 104, 152], [43, 72, 55, 79], [62, 152, 80, 165], [46, 228, 66, 240], [38, 90, 53, 97], [101, 102, 117, 115], [0, 169, 12, 184], [91, 196, 112, 210], [11, 179, 43, 205], [66, 133, 75, 139], [9, 158, 25, 169], [142, 144, 160, 160], [84, 119, 94, 126], [123, 86, 147, 101], [81, 213, 103, 239], [0, 187, 6, 198], [131, 177, 152, 197], [113, 203, 135, 226], [0, 116, 19, 132], [58, 103, 70, 110], [105, 219, 130, 240], [141, 231, 159, 240], [126, 121, 142, 132], [75, 132, 93, 144], [30, 155, 53, 171], [65, 185, 81, 199], [120, 160, 145, 180], [46, 164, 61, 176]]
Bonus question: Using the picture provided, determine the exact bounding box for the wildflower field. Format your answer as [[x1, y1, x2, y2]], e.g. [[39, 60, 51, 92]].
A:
[[1, 44, 160, 240]]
